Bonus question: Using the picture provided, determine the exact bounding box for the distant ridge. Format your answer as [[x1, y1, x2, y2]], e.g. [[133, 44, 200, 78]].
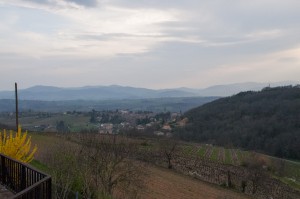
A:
[[197, 81, 299, 96], [0, 85, 197, 101], [0, 81, 298, 101]]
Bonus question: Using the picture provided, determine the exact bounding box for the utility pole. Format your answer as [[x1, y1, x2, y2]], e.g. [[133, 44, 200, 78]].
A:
[[15, 82, 19, 131]]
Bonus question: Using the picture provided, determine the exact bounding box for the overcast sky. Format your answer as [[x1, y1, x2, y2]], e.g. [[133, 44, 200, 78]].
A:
[[0, 0, 300, 91]]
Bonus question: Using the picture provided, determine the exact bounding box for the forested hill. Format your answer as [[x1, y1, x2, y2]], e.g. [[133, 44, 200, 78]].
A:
[[176, 86, 300, 160]]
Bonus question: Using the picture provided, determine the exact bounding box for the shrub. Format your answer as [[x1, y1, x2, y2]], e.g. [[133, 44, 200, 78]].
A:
[[0, 127, 37, 163]]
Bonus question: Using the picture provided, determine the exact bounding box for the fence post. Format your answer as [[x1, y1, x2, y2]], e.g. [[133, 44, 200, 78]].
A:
[[48, 178, 52, 199], [1, 155, 7, 184], [21, 165, 26, 191], [15, 82, 19, 131], [227, 170, 232, 187]]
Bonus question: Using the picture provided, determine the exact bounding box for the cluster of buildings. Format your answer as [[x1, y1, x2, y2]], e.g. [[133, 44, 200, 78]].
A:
[[97, 110, 188, 137]]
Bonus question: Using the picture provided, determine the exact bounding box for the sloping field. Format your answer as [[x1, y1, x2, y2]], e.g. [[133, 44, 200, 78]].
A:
[[30, 133, 251, 199], [141, 165, 251, 199], [30, 133, 299, 197]]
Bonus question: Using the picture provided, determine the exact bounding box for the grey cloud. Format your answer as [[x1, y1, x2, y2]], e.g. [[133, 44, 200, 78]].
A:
[[24, 0, 98, 7], [76, 33, 167, 41], [277, 57, 298, 63], [133, 1, 300, 38], [65, 0, 98, 7], [109, 0, 201, 9], [24, 0, 50, 4], [215, 3, 300, 32], [131, 27, 300, 71]]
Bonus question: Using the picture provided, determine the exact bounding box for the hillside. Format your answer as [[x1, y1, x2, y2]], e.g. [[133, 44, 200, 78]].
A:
[[176, 86, 300, 160], [30, 133, 253, 199], [140, 165, 251, 199]]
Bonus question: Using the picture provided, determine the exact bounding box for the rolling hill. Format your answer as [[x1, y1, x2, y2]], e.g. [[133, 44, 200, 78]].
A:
[[176, 86, 300, 160]]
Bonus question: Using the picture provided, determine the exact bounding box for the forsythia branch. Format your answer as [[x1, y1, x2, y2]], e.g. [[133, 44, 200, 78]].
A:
[[0, 126, 37, 163]]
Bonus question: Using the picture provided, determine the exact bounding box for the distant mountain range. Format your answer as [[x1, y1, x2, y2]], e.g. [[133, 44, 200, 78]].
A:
[[0, 81, 298, 101]]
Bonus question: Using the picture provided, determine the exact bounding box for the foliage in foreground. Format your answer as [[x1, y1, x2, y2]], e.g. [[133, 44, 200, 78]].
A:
[[0, 127, 37, 163]]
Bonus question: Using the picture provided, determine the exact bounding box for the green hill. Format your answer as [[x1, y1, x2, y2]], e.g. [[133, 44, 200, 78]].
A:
[[176, 86, 300, 160]]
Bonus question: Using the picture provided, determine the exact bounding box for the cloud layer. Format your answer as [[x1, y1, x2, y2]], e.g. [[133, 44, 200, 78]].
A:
[[0, 0, 300, 90]]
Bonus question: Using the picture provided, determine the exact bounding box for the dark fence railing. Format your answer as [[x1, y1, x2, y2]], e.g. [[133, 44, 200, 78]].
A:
[[0, 153, 51, 199]]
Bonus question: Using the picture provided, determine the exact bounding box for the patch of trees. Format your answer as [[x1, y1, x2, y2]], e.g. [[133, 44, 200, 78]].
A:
[[56, 121, 70, 133], [136, 117, 152, 125], [155, 112, 171, 124], [175, 86, 300, 160], [90, 110, 125, 124]]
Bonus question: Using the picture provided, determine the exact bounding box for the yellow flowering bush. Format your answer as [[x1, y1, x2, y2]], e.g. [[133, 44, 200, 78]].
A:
[[0, 127, 37, 163]]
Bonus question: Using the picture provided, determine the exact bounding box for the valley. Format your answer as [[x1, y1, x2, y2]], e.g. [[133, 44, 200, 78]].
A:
[[1, 85, 300, 199]]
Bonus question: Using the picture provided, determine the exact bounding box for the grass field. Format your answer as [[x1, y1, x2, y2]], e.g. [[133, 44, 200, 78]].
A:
[[285, 160, 300, 181], [210, 147, 219, 162], [197, 146, 206, 157], [0, 114, 91, 132], [224, 149, 232, 164]]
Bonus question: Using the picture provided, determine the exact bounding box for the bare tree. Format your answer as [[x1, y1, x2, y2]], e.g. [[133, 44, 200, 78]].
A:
[[158, 138, 178, 169], [43, 142, 79, 199], [78, 133, 144, 198], [40, 133, 144, 199], [242, 152, 266, 194]]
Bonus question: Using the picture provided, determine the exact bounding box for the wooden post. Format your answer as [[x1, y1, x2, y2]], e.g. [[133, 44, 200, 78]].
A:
[[1, 155, 6, 184], [15, 82, 19, 131]]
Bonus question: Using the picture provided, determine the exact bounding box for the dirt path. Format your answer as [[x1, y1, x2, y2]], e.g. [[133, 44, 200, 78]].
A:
[[140, 165, 252, 199]]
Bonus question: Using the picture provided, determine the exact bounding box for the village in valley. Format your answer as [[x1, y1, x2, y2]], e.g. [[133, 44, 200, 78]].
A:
[[0, 109, 188, 137]]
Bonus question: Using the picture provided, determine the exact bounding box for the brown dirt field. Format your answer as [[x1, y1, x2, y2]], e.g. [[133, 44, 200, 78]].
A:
[[140, 165, 252, 199]]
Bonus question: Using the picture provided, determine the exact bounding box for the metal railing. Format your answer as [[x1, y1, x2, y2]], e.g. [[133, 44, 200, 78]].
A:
[[0, 153, 51, 199]]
